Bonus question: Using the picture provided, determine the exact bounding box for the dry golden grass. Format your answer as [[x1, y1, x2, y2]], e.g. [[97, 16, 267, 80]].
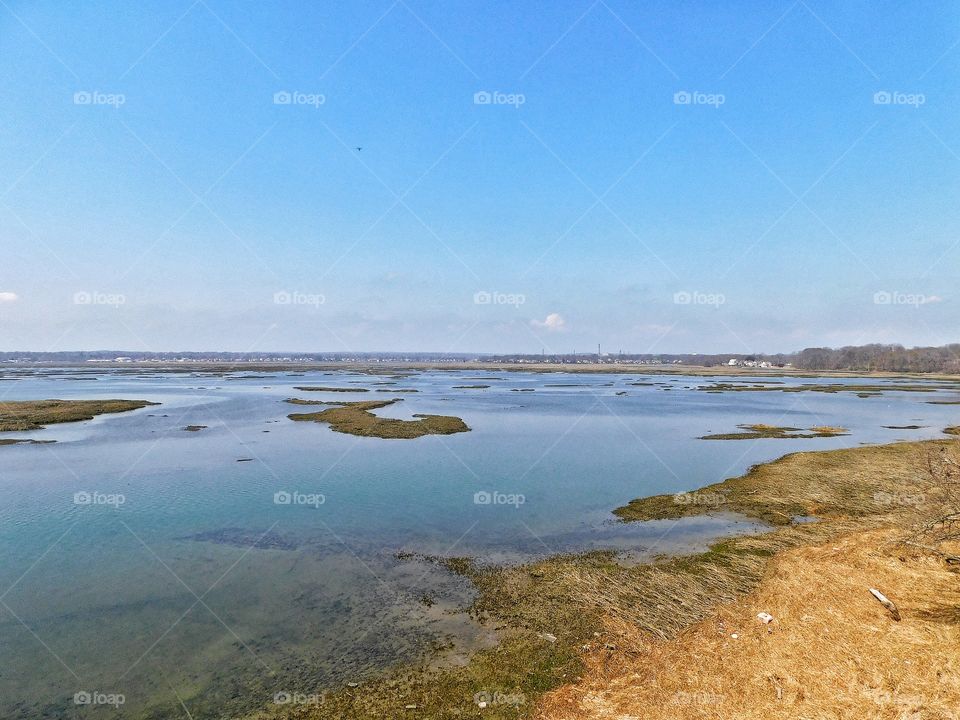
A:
[[537, 528, 960, 720]]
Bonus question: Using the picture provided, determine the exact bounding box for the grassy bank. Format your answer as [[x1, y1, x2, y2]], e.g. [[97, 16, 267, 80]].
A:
[[614, 439, 940, 526], [240, 437, 959, 719]]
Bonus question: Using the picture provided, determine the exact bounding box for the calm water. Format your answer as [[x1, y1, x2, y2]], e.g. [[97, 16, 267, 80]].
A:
[[1, 368, 957, 718]]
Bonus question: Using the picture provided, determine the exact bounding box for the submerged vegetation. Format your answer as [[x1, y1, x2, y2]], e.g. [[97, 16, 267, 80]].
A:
[[699, 423, 849, 440], [287, 398, 470, 439], [0, 399, 157, 431]]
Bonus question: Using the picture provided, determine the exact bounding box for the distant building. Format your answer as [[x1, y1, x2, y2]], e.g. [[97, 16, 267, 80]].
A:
[[727, 358, 773, 369]]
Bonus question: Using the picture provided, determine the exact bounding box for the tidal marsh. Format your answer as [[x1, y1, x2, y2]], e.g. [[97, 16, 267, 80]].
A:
[[699, 423, 849, 440], [287, 398, 470, 439], [0, 399, 157, 431]]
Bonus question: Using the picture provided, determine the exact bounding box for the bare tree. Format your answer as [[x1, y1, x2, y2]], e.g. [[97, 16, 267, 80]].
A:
[[912, 444, 960, 549]]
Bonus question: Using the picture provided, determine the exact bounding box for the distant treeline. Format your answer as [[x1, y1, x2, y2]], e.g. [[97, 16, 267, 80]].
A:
[[788, 344, 960, 373]]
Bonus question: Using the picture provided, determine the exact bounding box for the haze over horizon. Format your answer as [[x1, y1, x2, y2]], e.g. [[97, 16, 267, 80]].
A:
[[2, 1, 959, 354]]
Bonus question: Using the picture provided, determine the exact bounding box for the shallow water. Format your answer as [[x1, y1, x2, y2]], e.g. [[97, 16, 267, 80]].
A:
[[0, 368, 957, 718]]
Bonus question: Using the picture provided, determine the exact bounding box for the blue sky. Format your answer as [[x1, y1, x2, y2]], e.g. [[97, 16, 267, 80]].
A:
[[1, 0, 958, 353]]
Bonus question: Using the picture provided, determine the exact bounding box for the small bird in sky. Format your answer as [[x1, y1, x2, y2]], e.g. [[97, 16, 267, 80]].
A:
[[355, 146, 362, 152]]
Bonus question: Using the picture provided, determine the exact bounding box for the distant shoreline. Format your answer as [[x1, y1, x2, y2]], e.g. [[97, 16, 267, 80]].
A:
[[5, 360, 960, 381]]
